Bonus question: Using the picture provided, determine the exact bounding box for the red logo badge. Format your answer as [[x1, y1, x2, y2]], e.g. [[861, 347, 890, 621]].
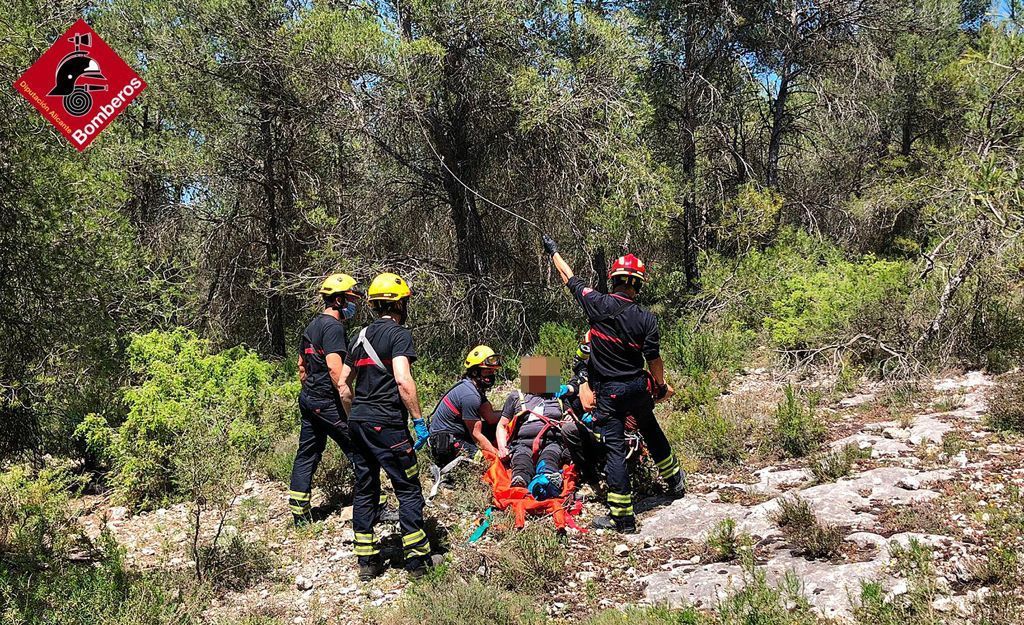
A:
[[14, 19, 146, 151]]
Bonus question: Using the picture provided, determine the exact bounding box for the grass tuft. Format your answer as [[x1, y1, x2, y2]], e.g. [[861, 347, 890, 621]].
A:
[[771, 496, 843, 559]]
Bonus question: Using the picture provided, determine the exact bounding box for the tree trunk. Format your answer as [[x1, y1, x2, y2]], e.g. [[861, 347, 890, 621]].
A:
[[766, 73, 789, 188], [900, 97, 915, 156], [261, 107, 286, 358]]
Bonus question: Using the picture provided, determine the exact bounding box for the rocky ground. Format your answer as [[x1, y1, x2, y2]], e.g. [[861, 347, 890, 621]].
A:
[[73, 370, 1023, 623]]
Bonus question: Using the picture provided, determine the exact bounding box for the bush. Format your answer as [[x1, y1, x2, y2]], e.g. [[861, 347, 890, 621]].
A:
[[0, 463, 83, 564], [493, 524, 566, 591], [810, 444, 869, 483], [987, 371, 1024, 432], [101, 329, 295, 509], [768, 386, 825, 458], [0, 531, 209, 625], [533, 322, 582, 378], [381, 566, 546, 625], [199, 533, 275, 592], [586, 605, 703, 625], [666, 403, 750, 469], [703, 518, 751, 563], [662, 322, 753, 379], [771, 496, 843, 560]]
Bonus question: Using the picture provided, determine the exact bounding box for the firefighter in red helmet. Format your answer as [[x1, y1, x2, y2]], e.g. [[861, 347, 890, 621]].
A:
[[541, 235, 684, 533]]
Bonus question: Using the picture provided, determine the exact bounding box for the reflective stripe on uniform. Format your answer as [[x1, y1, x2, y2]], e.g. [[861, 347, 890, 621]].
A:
[[607, 492, 632, 505], [656, 453, 681, 478], [406, 542, 431, 557], [289, 504, 310, 515], [288, 490, 311, 502], [378, 492, 388, 506], [354, 544, 380, 556], [402, 529, 426, 547], [354, 532, 376, 544], [404, 464, 420, 478], [610, 505, 635, 517]]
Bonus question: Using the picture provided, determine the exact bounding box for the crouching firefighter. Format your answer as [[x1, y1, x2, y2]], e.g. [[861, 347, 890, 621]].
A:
[[427, 345, 502, 467], [288, 274, 363, 526], [496, 356, 570, 500], [339, 273, 431, 580], [542, 235, 683, 534]]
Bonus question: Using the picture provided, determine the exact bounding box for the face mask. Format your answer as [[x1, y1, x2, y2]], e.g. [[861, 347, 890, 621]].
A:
[[341, 301, 357, 320], [479, 374, 496, 389]]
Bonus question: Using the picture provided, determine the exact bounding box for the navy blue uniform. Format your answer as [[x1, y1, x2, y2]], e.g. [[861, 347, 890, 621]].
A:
[[566, 277, 680, 524], [289, 314, 356, 520], [345, 318, 429, 569], [427, 378, 491, 465]]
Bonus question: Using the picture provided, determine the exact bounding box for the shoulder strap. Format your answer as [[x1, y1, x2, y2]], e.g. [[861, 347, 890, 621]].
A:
[[591, 298, 632, 323], [354, 327, 387, 372]]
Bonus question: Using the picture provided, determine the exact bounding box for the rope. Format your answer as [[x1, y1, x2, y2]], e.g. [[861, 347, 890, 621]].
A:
[[394, 8, 543, 233]]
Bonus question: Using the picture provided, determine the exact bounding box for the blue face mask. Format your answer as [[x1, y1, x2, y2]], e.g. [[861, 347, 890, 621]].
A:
[[341, 301, 357, 320]]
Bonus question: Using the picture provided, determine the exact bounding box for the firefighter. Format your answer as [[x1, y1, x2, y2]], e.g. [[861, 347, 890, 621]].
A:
[[541, 235, 684, 534], [427, 345, 502, 467], [288, 274, 362, 527], [339, 273, 430, 580]]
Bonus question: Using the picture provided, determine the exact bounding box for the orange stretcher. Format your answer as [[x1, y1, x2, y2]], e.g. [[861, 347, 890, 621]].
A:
[[480, 450, 584, 530]]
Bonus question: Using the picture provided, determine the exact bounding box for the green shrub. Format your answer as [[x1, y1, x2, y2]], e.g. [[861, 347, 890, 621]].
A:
[[0, 463, 83, 564], [533, 321, 582, 378], [703, 518, 751, 563], [199, 533, 275, 592], [810, 444, 869, 483], [586, 605, 702, 625], [666, 404, 750, 468], [715, 557, 822, 625], [0, 532, 210, 625], [771, 496, 843, 560], [763, 255, 910, 351], [381, 565, 546, 625], [987, 371, 1024, 432], [768, 386, 825, 458], [662, 322, 753, 379], [103, 329, 295, 508], [493, 524, 566, 591]]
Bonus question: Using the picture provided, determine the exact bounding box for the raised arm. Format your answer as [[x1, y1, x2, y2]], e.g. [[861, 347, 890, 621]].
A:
[[542, 235, 574, 285]]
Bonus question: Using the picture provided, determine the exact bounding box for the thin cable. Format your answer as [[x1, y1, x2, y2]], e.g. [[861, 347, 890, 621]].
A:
[[394, 10, 543, 233]]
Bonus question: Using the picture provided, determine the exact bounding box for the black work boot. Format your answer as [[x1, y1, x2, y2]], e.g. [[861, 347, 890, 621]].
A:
[[405, 556, 430, 579], [591, 514, 638, 534], [666, 470, 687, 500], [358, 557, 386, 581]]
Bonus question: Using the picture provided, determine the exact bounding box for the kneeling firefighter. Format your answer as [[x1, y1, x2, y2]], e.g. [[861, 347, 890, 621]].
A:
[[339, 273, 430, 580], [542, 235, 684, 534], [288, 274, 362, 526], [427, 345, 503, 466]]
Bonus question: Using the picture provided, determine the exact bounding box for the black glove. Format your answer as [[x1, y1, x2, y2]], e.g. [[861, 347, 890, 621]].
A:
[[653, 383, 669, 401], [542, 234, 558, 256]]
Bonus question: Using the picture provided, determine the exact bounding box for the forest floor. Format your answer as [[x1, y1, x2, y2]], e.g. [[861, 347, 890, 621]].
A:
[[72, 369, 1023, 624]]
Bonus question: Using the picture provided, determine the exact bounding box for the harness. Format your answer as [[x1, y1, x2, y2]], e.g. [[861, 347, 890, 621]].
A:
[[352, 327, 389, 371], [506, 392, 564, 461], [589, 297, 643, 351]]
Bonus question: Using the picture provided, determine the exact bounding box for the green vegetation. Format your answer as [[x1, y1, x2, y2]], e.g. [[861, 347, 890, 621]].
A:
[[4, 1, 1024, 623], [703, 518, 752, 563], [381, 565, 546, 625], [810, 444, 871, 483], [771, 496, 844, 560], [987, 372, 1024, 432], [768, 386, 826, 458]]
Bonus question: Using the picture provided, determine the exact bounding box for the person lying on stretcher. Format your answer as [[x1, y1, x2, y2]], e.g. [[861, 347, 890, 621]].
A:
[[496, 356, 571, 500]]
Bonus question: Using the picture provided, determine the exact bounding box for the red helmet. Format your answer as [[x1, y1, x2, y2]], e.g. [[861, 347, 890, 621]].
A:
[[608, 254, 647, 283]]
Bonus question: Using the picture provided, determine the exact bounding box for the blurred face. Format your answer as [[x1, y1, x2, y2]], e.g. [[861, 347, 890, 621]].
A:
[[519, 356, 561, 395]]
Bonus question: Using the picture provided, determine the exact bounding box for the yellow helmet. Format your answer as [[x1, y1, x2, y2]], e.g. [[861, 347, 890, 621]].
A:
[[318, 273, 358, 297], [464, 345, 502, 372], [367, 272, 412, 302]]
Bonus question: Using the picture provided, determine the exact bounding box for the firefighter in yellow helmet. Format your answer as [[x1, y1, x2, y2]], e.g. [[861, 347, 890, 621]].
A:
[[288, 274, 362, 527], [338, 273, 430, 580], [426, 345, 503, 467]]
